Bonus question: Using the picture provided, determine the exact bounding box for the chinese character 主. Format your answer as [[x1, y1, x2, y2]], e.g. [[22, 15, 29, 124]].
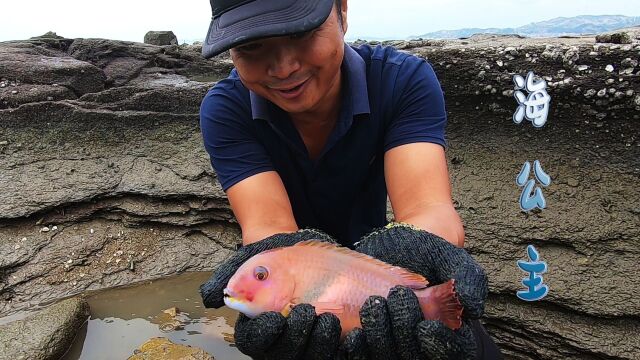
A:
[[517, 245, 549, 301], [512, 71, 551, 127], [516, 160, 551, 212]]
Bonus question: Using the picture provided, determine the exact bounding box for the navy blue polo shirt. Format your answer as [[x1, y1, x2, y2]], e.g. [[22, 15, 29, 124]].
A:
[[200, 43, 447, 248]]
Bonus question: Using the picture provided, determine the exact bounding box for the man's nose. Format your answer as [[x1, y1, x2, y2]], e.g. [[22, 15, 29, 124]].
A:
[[267, 44, 301, 79]]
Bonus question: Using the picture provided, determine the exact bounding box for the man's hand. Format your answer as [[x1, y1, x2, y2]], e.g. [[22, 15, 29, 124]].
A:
[[342, 223, 488, 360], [233, 305, 342, 360], [199, 229, 343, 359]]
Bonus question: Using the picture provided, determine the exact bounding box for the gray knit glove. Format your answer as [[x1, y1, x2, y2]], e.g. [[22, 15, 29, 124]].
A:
[[199, 229, 342, 360], [340, 223, 488, 360]]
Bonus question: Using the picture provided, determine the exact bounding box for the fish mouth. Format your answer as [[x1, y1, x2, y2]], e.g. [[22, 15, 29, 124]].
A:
[[223, 288, 259, 318], [223, 288, 239, 305], [223, 288, 235, 300]]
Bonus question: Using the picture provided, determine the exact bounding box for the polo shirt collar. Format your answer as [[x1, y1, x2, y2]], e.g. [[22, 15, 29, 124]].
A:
[[249, 43, 370, 121]]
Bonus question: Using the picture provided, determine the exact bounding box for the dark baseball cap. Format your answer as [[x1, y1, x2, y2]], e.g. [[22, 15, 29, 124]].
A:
[[202, 0, 335, 59]]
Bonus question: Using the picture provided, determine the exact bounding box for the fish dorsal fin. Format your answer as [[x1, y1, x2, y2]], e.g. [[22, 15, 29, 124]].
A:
[[293, 240, 429, 288]]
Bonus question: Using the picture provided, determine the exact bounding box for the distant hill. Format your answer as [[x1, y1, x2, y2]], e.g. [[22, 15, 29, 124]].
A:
[[409, 15, 640, 39], [186, 15, 640, 44]]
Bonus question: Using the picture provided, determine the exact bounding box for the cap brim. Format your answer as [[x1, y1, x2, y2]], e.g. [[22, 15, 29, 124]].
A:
[[202, 0, 334, 59]]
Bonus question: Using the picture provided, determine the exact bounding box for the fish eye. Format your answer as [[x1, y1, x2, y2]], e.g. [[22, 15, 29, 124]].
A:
[[254, 266, 269, 281]]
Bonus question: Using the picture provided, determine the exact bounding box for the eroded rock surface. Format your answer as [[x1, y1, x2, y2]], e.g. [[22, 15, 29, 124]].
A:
[[1, 29, 639, 359]]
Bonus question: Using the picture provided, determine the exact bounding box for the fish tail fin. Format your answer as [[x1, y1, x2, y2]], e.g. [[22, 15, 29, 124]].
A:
[[414, 279, 463, 330]]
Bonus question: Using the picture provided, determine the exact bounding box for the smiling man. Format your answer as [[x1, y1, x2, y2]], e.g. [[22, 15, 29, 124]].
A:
[[199, 0, 502, 359]]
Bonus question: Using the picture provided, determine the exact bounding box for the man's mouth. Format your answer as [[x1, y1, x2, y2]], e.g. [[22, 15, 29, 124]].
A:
[[279, 81, 305, 93], [272, 78, 307, 91], [270, 78, 309, 98]]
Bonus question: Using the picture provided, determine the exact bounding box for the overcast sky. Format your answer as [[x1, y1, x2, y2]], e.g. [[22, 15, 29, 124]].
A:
[[1, 0, 639, 43]]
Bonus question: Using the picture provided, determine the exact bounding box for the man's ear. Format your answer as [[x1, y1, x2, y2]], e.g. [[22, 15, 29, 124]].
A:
[[340, 0, 349, 34]]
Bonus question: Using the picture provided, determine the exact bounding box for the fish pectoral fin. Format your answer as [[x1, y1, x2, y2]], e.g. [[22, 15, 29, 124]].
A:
[[312, 302, 344, 315], [281, 302, 295, 317]]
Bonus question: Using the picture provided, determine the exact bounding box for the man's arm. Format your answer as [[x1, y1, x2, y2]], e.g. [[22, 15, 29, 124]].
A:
[[227, 171, 299, 245], [385, 142, 465, 247]]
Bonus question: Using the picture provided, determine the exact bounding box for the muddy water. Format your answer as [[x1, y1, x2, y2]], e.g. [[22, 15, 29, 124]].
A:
[[61, 272, 250, 360]]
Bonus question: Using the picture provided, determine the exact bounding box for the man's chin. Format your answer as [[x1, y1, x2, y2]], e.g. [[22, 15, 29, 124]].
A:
[[269, 97, 311, 113]]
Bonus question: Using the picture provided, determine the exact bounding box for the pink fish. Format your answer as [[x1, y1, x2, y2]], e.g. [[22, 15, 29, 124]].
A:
[[223, 241, 462, 337]]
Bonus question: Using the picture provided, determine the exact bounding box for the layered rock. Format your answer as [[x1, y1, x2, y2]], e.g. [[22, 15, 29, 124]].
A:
[[0, 35, 238, 319], [1, 28, 639, 359]]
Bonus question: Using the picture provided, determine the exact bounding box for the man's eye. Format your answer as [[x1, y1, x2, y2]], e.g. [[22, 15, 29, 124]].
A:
[[238, 43, 261, 52], [291, 31, 312, 40]]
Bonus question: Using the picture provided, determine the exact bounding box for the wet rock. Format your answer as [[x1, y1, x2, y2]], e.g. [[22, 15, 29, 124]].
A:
[[163, 307, 179, 317], [153, 307, 185, 332], [595, 31, 632, 44], [144, 31, 178, 46], [0, 297, 89, 360], [128, 337, 213, 360]]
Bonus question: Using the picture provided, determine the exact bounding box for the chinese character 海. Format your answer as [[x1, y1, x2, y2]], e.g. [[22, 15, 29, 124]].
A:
[[517, 245, 549, 301], [516, 160, 551, 211], [512, 71, 551, 127]]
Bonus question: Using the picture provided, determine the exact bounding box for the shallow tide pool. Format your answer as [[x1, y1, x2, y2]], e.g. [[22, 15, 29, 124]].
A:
[[61, 272, 250, 359]]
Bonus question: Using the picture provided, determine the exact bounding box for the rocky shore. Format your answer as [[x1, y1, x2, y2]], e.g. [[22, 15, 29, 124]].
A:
[[1, 28, 639, 359]]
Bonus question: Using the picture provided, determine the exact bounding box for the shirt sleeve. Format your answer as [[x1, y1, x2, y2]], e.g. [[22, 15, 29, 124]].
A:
[[199, 80, 274, 192], [384, 57, 447, 152]]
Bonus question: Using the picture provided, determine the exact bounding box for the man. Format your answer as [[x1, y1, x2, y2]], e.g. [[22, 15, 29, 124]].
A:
[[198, 0, 503, 359]]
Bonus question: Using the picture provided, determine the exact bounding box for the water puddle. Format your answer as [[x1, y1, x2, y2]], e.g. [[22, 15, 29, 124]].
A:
[[61, 272, 250, 360]]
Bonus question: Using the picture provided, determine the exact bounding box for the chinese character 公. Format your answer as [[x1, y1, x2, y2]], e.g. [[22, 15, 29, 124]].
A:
[[517, 245, 549, 301], [512, 71, 551, 127], [516, 160, 551, 211]]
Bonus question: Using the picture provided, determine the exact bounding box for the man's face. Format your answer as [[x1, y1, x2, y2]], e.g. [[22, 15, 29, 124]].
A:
[[229, 3, 347, 116]]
